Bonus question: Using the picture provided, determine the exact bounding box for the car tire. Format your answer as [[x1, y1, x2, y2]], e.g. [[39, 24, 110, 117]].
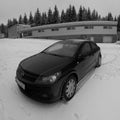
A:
[[96, 55, 101, 67], [62, 75, 77, 102]]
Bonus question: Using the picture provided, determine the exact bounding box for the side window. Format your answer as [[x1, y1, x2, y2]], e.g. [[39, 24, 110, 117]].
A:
[[80, 43, 91, 56]]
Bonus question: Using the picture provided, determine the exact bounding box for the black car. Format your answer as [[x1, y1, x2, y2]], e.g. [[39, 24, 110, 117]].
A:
[[16, 39, 101, 102]]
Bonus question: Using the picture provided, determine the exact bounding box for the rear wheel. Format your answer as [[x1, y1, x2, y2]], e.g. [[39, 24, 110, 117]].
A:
[[62, 76, 77, 101], [96, 55, 101, 67]]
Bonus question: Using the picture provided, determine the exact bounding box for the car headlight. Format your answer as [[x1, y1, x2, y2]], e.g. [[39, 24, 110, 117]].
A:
[[37, 72, 61, 84]]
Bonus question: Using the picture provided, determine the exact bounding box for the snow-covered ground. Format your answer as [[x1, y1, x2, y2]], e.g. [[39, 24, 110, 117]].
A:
[[0, 38, 120, 120]]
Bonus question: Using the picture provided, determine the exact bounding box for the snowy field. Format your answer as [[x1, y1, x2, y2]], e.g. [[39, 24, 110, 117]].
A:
[[0, 38, 120, 120]]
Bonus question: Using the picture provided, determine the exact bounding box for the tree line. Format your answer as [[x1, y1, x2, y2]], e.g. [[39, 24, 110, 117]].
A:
[[0, 5, 120, 37]]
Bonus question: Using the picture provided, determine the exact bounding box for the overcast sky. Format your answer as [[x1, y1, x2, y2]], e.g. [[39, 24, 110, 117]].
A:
[[0, 0, 120, 24]]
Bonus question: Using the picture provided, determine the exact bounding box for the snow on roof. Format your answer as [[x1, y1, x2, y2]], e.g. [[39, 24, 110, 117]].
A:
[[20, 21, 117, 32], [66, 39, 89, 42], [8, 24, 31, 29]]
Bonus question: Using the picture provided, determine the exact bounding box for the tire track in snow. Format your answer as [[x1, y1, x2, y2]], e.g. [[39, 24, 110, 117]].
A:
[[101, 54, 117, 66], [74, 113, 88, 120], [0, 99, 5, 120], [19, 104, 31, 118]]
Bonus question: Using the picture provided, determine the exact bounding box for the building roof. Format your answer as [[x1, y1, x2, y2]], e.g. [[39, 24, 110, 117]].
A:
[[8, 24, 30, 29], [20, 21, 117, 32], [59, 39, 90, 45]]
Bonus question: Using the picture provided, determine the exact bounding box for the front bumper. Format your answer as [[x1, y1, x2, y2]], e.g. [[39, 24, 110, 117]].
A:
[[15, 77, 63, 103]]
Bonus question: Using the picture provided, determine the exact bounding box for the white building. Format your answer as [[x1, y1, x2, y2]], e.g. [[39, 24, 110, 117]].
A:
[[8, 24, 31, 38], [20, 21, 117, 43]]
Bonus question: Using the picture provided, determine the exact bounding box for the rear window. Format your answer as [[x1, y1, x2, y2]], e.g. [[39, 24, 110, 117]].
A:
[[90, 42, 98, 50], [80, 43, 92, 56]]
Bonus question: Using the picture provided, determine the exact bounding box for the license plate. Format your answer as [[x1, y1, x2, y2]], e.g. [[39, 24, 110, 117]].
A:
[[16, 78, 25, 90]]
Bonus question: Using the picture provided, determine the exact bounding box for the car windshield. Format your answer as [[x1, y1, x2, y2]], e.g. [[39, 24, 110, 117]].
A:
[[43, 42, 79, 57]]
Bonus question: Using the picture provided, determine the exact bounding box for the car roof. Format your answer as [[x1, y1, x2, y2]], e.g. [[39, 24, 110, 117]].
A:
[[59, 39, 90, 45]]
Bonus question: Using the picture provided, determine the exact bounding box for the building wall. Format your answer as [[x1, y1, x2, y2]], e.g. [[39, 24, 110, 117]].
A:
[[25, 26, 117, 43], [87, 34, 117, 43], [8, 24, 30, 38], [117, 32, 120, 40], [0, 33, 5, 38], [8, 25, 18, 38], [21, 21, 117, 43], [27, 34, 117, 43], [31, 26, 117, 38]]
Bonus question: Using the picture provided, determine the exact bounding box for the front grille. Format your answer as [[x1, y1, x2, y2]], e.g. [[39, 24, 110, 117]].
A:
[[23, 70, 39, 82], [18, 66, 39, 82]]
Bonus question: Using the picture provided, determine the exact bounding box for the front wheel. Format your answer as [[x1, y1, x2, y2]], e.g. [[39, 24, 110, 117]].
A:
[[62, 76, 77, 102]]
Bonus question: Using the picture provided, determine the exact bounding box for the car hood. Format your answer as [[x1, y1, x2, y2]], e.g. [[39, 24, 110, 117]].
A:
[[20, 53, 73, 75]]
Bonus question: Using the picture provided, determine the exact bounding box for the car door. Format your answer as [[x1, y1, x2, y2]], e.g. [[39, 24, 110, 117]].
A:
[[75, 42, 93, 80]]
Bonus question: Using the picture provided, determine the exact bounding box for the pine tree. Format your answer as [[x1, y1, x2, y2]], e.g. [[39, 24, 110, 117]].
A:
[[117, 15, 120, 31], [7, 19, 13, 27], [61, 10, 66, 23], [23, 13, 28, 24], [71, 6, 77, 21], [102, 16, 107, 21], [18, 15, 23, 24], [78, 6, 83, 21], [114, 16, 117, 21], [29, 12, 34, 25], [52, 5, 60, 23], [65, 8, 69, 22], [12, 18, 18, 25], [41, 12, 48, 25], [82, 7, 88, 21], [98, 15, 101, 20], [107, 12, 113, 21], [0, 24, 5, 33], [65, 5, 72, 22], [91, 9, 99, 20], [34, 8, 41, 26], [87, 8, 91, 20], [47, 8, 53, 24]]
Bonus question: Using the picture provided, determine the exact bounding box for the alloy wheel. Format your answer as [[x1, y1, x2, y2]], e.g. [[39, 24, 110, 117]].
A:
[[63, 76, 77, 101]]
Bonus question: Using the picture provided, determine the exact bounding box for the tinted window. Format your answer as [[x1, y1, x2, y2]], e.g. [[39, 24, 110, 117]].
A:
[[51, 28, 59, 31], [103, 26, 112, 29], [84, 26, 94, 29], [38, 29, 44, 32], [90, 42, 98, 50], [67, 27, 75, 30], [80, 43, 91, 56]]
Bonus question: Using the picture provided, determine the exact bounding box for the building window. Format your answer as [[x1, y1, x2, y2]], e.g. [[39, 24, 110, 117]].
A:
[[23, 31, 32, 36], [103, 26, 112, 29], [67, 27, 75, 30], [51, 28, 59, 31], [84, 26, 94, 29], [38, 29, 44, 32]]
